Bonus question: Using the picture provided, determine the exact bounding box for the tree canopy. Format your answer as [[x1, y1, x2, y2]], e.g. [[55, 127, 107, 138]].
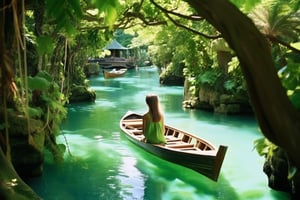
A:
[[0, 0, 300, 198]]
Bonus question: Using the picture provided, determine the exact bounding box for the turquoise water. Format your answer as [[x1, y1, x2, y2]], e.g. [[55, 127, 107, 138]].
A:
[[27, 67, 290, 199]]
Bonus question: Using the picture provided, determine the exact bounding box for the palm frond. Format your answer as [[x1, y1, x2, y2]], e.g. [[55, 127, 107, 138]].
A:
[[249, 0, 300, 41]]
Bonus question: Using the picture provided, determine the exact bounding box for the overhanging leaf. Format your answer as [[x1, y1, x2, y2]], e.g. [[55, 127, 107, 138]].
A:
[[28, 76, 51, 91], [92, 0, 120, 28]]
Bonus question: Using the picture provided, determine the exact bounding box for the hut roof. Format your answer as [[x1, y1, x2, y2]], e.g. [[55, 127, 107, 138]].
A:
[[104, 40, 128, 50]]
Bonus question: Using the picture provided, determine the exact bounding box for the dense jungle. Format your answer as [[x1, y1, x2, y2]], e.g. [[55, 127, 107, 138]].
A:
[[0, 0, 299, 199]]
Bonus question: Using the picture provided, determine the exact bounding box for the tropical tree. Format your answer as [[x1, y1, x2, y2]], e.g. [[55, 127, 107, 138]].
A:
[[1, 0, 300, 198], [183, 0, 300, 171]]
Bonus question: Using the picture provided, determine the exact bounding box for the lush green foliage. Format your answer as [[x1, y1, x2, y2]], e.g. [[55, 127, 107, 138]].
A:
[[3, 0, 300, 164], [27, 71, 67, 161], [196, 69, 221, 86], [27, 71, 67, 124], [248, 0, 300, 109], [278, 56, 300, 109]]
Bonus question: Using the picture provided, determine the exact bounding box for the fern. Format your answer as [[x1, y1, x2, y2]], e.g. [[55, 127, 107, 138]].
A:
[[196, 69, 221, 86], [224, 79, 236, 91]]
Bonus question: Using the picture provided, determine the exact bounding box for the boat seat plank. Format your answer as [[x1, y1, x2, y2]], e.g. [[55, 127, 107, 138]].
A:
[[123, 121, 142, 125], [123, 119, 142, 122], [131, 129, 143, 135], [166, 140, 186, 144], [123, 122, 143, 128], [124, 124, 142, 129], [165, 137, 182, 142], [178, 148, 198, 151], [134, 135, 144, 139], [166, 143, 194, 148]]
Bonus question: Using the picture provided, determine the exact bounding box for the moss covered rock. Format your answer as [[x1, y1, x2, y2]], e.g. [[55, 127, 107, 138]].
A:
[[69, 85, 96, 103], [8, 113, 45, 177]]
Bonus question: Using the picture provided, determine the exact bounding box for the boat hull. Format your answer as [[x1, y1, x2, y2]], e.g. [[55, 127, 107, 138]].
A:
[[103, 68, 127, 78], [120, 111, 228, 181]]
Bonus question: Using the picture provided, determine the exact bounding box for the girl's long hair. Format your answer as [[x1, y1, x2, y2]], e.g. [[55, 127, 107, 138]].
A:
[[146, 94, 162, 122]]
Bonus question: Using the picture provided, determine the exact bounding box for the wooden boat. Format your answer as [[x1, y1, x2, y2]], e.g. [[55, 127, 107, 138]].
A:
[[120, 111, 228, 181], [103, 68, 127, 78]]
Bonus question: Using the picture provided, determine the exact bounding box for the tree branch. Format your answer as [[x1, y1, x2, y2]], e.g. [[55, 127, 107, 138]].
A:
[[166, 13, 221, 39], [150, 0, 204, 21], [149, 0, 221, 39], [123, 11, 167, 26], [267, 35, 300, 55]]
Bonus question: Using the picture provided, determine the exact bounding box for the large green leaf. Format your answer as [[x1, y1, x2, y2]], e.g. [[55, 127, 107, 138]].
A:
[[291, 42, 300, 50], [91, 0, 120, 28], [28, 76, 51, 91], [45, 0, 82, 35], [68, 0, 82, 17], [36, 71, 53, 82], [197, 70, 221, 85]]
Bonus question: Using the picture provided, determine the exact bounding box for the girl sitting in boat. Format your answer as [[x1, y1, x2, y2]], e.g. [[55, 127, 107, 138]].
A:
[[143, 94, 166, 144]]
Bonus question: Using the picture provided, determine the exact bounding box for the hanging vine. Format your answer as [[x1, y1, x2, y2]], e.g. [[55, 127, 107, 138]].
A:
[[0, 0, 25, 160]]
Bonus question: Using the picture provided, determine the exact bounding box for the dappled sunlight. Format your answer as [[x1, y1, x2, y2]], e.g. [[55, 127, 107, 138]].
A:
[[117, 156, 146, 200]]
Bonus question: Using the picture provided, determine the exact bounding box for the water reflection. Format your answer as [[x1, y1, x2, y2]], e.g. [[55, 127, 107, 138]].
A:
[[123, 139, 237, 200], [27, 66, 290, 200]]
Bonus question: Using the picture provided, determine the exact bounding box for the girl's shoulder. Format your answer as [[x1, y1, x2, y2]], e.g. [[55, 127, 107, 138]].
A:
[[143, 112, 150, 118]]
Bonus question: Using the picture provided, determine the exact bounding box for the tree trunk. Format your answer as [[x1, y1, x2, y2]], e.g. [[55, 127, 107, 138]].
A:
[[216, 51, 231, 74], [0, 148, 41, 199], [186, 0, 300, 168]]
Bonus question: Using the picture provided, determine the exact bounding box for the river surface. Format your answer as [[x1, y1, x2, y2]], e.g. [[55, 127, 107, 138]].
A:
[[27, 67, 290, 200]]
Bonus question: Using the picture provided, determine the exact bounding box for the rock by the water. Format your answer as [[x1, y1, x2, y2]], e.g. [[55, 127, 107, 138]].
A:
[[69, 86, 96, 103]]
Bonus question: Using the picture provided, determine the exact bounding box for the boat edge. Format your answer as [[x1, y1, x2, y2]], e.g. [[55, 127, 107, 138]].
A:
[[211, 145, 228, 181]]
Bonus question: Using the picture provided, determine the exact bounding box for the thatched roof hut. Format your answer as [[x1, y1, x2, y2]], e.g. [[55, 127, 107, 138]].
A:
[[104, 40, 128, 57]]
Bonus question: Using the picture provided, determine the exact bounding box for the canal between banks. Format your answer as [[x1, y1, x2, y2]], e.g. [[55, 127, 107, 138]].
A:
[[28, 66, 289, 200]]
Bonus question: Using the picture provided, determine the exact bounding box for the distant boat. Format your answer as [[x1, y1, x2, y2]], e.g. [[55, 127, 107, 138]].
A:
[[103, 68, 127, 79], [120, 111, 228, 181]]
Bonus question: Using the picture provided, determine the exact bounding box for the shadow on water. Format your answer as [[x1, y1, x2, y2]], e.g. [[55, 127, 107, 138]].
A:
[[28, 149, 124, 200], [123, 135, 289, 200]]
